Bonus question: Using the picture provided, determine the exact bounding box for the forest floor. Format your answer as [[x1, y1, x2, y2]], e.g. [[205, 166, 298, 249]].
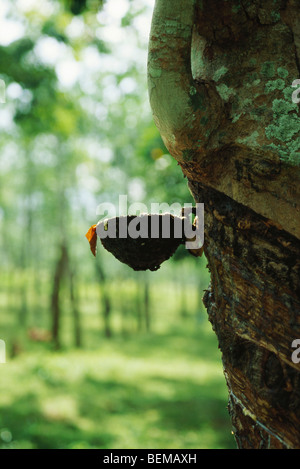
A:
[[0, 274, 236, 449]]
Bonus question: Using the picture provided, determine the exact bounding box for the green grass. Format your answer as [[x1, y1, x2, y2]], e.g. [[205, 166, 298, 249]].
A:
[[0, 322, 235, 449], [0, 263, 236, 449]]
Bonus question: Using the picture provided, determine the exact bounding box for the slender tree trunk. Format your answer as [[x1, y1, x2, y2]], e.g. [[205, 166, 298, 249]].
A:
[[51, 243, 68, 349], [69, 269, 82, 348], [95, 259, 112, 338], [121, 298, 129, 338], [18, 278, 28, 327], [178, 272, 188, 318], [144, 274, 151, 332], [135, 280, 143, 332], [51, 241, 82, 348], [18, 232, 29, 327], [148, 0, 300, 448]]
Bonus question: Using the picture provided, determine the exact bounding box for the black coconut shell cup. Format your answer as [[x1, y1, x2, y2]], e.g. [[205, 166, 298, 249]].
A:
[[97, 213, 186, 271]]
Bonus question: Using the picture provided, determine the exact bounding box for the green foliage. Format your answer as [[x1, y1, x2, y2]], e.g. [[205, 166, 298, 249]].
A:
[[42, 21, 68, 42], [260, 61, 275, 79], [67, 0, 88, 15]]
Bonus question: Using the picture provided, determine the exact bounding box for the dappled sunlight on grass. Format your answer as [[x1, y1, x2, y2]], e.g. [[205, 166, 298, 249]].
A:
[[0, 321, 235, 449], [0, 262, 235, 449]]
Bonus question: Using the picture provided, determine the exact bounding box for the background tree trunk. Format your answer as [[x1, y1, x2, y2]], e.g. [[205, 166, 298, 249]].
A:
[[95, 258, 112, 338], [148, 0, 300, 448], [143, 273, 151, 333], [51, 243, 68, 349], [69, 268, 82, 348]]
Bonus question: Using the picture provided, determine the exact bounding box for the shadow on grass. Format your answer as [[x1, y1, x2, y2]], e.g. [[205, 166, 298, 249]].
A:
[[0, 370, 235, 449], [79, 373, 235, 449], [0, 318, 235, 448], [0, 392, 114, 449]]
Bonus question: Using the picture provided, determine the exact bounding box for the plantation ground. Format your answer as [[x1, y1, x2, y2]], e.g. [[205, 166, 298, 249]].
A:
[[0, 276, 235, 449]]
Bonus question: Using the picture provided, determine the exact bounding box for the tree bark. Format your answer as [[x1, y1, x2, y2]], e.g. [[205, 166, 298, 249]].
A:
[[144, 273, 151, 332], [95, 258, 112, 338], [69, 268, 82, 348], [51, 243, 68, 349], [148, 0, 300, 449]]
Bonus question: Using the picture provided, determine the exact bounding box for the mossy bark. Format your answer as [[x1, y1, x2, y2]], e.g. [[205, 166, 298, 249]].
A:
[[148, 0, 300, 448]]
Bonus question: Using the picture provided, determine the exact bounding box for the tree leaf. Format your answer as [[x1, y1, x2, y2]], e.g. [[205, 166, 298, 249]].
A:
[[85, 224, 97, 257]]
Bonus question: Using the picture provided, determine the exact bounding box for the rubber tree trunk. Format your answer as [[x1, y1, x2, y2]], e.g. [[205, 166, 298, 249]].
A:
[[148, 0, 300, 449]]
